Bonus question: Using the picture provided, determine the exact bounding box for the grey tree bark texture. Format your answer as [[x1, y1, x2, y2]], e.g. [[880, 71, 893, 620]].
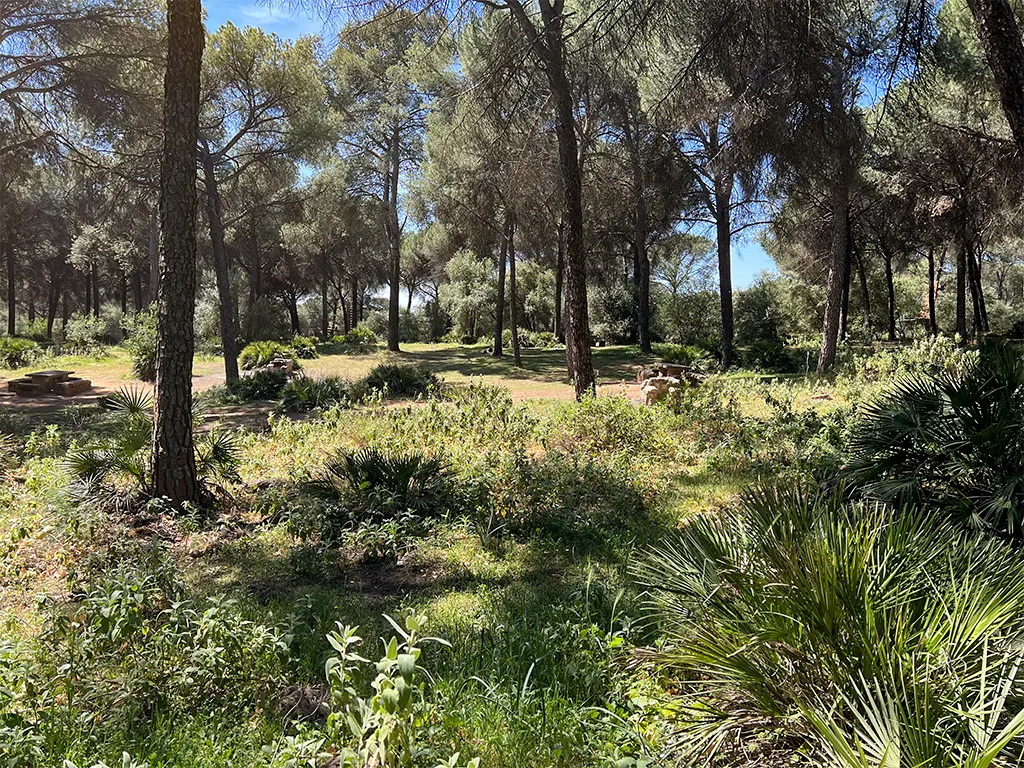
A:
[[152, 0, 204, 505]]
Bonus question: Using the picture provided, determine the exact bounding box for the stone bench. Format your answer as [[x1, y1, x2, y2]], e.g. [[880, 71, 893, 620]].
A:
[[8, 379, 45, 397], [57, 378, 92, 396]]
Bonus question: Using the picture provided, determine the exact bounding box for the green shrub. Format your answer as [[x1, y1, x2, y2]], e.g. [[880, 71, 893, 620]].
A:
[[741, 340, 804, 372], [290, 334, 319, 359], [239, 340, 295, 370], [122, 305, 157, 382], [60, 312, 108, 353], [636, 484, 1024, 765], [326, 327, 379, 355], [0, 336, 39, 368], [65, 387, 240, 505], [845, 341, 1024, 537], [307, 447, 454, 525], [226, 369, 289, 402], [279, 376, 351, 413], [843, 335, 977, 384], [655, 343, 715, 370], [22, 318, 49, 342], [363, 362, 439, 398]]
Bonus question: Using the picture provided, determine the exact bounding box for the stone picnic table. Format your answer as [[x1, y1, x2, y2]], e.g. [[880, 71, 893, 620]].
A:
[[7, 370, 92, 397]]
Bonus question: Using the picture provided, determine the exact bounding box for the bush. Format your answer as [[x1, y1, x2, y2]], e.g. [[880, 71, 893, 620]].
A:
[[0, 336, 40, 368], [239, 340, 295, 370], [300, 448, 456, 547], [60, 312, 109, 353], [636, 484, 1024, 765], [326, 326, 379, 355], [225, 369, 289, 402], [280, 376, 350, 413], [843, 334, 977, 384], [741, 340, 805, 372], [122, 305, 157, 382], [65, 388, 240, 504], [363, 362, 439, 398], [655, 343, 715, 370], [845, 341, 1024, 537], [290, 334, 319, 359]]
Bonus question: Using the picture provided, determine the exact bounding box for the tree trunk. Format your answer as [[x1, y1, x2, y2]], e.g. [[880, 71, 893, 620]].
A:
[[966, 0, 1024, 157], [148, 204, 159, 304], [350, 277, 359, 331], [322, 271, 330, 338], [817, 183, 850, 373], [120, 273, 128, 315], [92, 263, 100, 318], [493, 216, 509, 357], [715, 176, 734, 369], [152, 0, 203, 507], [855, 251, 872, 332], [509, 215, 522, 368], [385, 125, 402, 353], [513, 0, 593, 396], [4, 228, 13, 336], [554, 218, 564, 341], [132, 269, 143, 312], [839, 214, 853, 342], [46, 260, 61, 340], [883, 251, 896, 342], [927, 247, 938, 335], [84, 268, 92, 317], [200, 146, 239, 382], [956, 238, 968, 339]]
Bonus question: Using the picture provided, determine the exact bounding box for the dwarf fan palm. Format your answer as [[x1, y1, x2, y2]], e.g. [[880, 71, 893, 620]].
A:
[[844, 341, 1024, 537], [635, 484, 1024, 764]]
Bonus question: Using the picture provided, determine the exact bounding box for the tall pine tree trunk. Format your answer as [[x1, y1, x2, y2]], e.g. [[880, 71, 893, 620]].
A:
[[967, 0, 1024, 156], [554, 219, 564, 341], [385, 126, 402, 353], [200, 147, 239, 382], [493, 216, 509, 357], [510, 0, 593, 396], [715, 176, 734, 369], [92, 263, 100, 318], [956, 238, 968, 338], [4, 226, 13, 336], [152, 0, 203, 506], [883, 251, 896, 342], [818, 183, 850, 372], [509, 215, 521, 368], [927, 247, 938, 335]]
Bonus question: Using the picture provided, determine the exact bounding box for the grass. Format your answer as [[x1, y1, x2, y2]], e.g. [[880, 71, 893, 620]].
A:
[[0, 341, 861, 767]]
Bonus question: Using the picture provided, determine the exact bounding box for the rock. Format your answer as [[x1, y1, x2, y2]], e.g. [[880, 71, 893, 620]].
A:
[[640, 375, 681, 405], [273, 683, 330, 722], [658, 363, 707, 386]]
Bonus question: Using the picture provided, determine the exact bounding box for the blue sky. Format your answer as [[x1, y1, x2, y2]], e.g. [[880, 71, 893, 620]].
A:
[[203, 1, 779, 288]]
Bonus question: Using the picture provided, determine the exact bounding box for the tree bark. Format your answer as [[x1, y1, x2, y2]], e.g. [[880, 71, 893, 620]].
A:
[[152, 0, 203, 507], [46, 259, 61, 340], [84, 268, 92, 317], [509, 0, 593, 396], [966, 0, 1024, 157], [322, 270, 330, 338], [493, 216, 509, 357], [714, 175, 734, 369], [818, 183, 850, 373], [883, 251, 896, 342], [384, 124, 402, 353], [927, 247, 938, 335], [92, 263, 100, 318], [554, 218, 564, 341], [956, 238, 968, 339], [839, 214, 853, 342], [200, 145, 239, 382], [351, 277, 359, 330], [4, 227, 13, 336], [131, 269, 143, 312], [148, 204, 159, 304], [855, 251, 872, 332], [509, 214, 521, 368]]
